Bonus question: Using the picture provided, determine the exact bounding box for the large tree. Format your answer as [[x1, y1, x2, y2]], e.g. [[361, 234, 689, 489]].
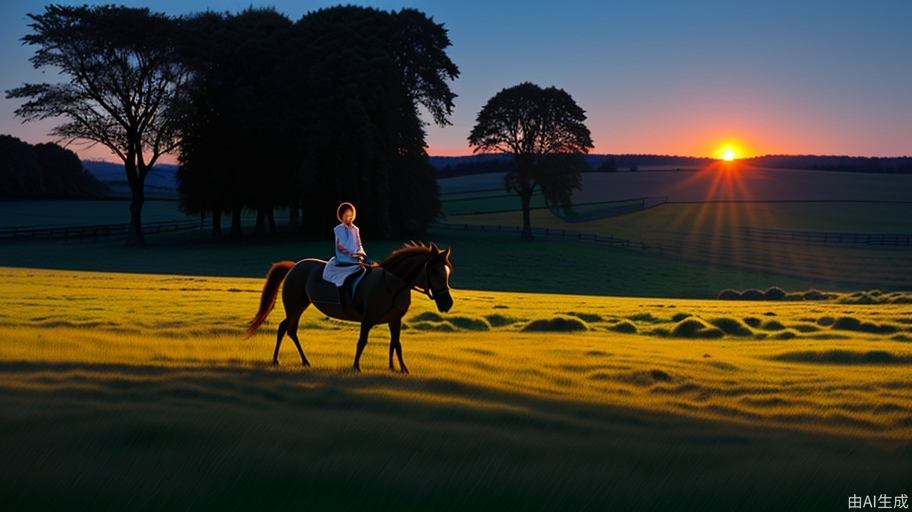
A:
[[293, 6, 458, 239], [5, 4, 190, 244], [175, 6, 457, 240], [468, 82, 593, 240], [177, 8, 297, 238]]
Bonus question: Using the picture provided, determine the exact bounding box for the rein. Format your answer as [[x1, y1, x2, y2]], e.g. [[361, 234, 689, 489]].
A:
[[410, 262, 450, 300], [385, 254, 449, 300]]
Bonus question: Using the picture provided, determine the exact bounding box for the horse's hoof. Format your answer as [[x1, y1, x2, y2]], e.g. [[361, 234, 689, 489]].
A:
[[352, 365, 361, 373], [272, 360, 279, 367], [400, 367, 409, 375]]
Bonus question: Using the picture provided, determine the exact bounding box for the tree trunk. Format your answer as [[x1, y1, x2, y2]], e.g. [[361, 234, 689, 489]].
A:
[[231, 207, 242, 236], [520, 188, 534, 241], [289, 203, 299, 230], [255, 208, 266, 235], [267, 207, 276, 233], [127, 179, 145, 245], [211, 208, 222, 238]]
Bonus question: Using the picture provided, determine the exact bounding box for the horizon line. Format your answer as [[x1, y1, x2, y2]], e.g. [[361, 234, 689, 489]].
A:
[[78, 151, 912, 166]]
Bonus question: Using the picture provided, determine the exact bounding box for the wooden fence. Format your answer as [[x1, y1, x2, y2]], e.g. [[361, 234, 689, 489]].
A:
[[740, 227, 912, 247], [0, 219, 205, 241], [431, 222, 645, 248]]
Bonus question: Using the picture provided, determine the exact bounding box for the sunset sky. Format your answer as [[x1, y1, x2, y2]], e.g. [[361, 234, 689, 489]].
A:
[[1, 0, 910, 163]]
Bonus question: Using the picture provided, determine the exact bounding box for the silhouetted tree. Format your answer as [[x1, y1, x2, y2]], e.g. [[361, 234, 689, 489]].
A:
[[5, 5, 191, 244], [468, 82, 593, 240], [293, 6, 457, 239], [176, 6, 456, 240]]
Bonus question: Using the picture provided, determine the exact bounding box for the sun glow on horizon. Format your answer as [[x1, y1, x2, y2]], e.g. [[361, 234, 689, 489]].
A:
[[715, 142, 744, 161]]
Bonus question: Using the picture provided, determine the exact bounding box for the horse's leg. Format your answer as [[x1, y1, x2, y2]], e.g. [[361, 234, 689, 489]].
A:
[[388, 317, 408, 374], [352, 321, 372, 372], [388, 329, 395, 371], [272, 318, 288, 366], [282, 289, 312, 367], [286, 313, 311, 367]]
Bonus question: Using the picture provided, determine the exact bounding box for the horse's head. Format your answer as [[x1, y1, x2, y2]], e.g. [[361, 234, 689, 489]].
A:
[[381, 241, 455, 313], [421, 244, 454, 313]]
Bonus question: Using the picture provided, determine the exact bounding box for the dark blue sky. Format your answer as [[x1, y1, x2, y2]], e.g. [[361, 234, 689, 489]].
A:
[[2, 0, 910, 161]]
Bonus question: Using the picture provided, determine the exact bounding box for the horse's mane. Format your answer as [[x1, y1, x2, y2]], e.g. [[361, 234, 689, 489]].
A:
[[380, 241, 453, 279]]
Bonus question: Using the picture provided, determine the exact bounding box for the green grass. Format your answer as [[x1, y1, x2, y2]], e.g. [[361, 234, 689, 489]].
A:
[[0, 226, 871, 299], [443, 202, 912, 288], [0, 199, 191, 227]]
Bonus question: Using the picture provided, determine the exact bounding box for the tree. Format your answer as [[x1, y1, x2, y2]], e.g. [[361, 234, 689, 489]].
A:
[[293, 6, 457, 239], [5, 5, 190, 244], [175, 6, 457, 240], [468, 82, 593, 240]]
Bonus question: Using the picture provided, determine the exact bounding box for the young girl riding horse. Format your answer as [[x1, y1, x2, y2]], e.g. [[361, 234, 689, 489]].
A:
[[322, 202, 374, 301]]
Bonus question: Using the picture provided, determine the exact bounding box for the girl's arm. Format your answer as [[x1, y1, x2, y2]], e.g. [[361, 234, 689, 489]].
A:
[[336, 239, 351, 255], [334, 225, 352, 256]]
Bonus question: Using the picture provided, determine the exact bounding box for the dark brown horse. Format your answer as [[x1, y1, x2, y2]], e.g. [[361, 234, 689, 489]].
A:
[[245, 241, 454, 372]]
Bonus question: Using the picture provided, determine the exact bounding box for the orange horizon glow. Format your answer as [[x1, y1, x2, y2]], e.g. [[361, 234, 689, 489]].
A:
[[69, 137, 909, 163]]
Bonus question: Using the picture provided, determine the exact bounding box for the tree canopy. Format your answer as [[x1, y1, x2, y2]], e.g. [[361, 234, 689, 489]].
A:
[[176, 5, 458, 239]]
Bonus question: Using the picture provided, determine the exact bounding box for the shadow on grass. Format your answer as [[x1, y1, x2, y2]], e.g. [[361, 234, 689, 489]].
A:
[[0, 360, 909, 511]]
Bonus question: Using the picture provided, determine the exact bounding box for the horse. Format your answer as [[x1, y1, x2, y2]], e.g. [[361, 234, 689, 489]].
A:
[[244, 241, 454, 373]]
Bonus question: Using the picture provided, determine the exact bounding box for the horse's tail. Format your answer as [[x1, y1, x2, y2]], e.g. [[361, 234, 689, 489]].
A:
[[245, 261, 295, 339]]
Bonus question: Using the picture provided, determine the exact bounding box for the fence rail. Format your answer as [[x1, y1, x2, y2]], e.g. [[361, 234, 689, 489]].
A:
[[0, 219, 205, 241], [431, 222, 643, 248], [741, 227, 912, 247]]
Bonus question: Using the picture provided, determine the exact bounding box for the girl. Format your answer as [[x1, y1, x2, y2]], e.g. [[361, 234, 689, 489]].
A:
[[322, 202, 373, 291]]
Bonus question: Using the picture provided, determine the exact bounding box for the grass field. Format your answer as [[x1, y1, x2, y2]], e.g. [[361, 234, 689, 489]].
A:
[[445, 201, 912, 288], [1, 266, 910, 509], [0, 199, 195, 228], [437, 165, 912, 202], [0, 226, 883, 298]]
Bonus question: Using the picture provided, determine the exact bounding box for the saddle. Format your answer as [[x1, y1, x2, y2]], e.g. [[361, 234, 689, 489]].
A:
[[312, 263, 371, 307]]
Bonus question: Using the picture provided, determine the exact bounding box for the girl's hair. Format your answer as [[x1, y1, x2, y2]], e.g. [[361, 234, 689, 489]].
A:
[[336, 202, 356, 222]]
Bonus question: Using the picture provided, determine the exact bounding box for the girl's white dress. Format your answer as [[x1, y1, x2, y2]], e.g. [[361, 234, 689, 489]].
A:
[[322, 222, 365, 287]]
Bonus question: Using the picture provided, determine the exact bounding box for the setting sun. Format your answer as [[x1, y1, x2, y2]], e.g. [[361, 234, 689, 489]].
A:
[[713, 141, 745, 161]]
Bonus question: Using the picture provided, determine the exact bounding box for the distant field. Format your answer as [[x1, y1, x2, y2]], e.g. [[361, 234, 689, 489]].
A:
[[445, 202, 912, 289], [0, 266, 909, 509], [447, 200, 912, 234], [438, 164, 912, 202]]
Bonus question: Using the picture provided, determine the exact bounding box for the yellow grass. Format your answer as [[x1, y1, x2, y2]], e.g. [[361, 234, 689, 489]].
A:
[[2, 265, 910, 441]]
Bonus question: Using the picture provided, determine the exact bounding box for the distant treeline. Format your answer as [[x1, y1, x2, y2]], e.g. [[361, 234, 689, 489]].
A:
[[745, 155, 912, 174], [0, 134, 110, 199], [431, 153, 912, 178]]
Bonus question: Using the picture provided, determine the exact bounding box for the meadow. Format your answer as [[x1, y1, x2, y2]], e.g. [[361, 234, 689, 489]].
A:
[[445, 201, 912, 289], [437, 165, 912, 203], [1, 169, 910, 509], [0, 266, 910, 509]]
